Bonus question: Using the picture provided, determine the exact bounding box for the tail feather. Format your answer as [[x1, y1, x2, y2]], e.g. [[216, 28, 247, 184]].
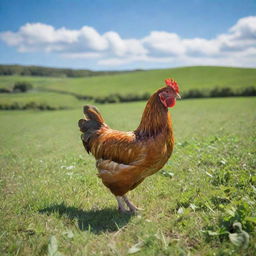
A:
[[78, 105, 105, 154], [83, 105, 105, 124]]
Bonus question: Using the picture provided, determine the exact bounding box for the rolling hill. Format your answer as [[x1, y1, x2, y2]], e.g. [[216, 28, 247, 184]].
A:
[[0, 66, 256, 96], [0, 66, 255, 109]]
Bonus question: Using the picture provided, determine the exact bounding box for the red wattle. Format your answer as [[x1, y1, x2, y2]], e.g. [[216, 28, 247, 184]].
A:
[[165, 97, 176, 108]]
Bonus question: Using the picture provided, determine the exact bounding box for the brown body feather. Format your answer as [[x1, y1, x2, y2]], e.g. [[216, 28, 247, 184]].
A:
[[78, 87, 174, 196]]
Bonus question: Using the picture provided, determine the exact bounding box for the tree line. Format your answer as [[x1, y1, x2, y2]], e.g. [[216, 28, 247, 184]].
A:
[[92, 86, 256, 103], [0, 65, 136, 77]]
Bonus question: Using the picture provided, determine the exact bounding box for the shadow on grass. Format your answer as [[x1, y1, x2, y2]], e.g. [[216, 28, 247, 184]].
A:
[[39, 203, 132, 234]]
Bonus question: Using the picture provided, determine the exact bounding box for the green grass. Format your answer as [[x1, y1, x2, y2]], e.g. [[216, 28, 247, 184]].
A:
[[0, 67, 256, 108], [1, 66, 256, 97], [1, 66, 255, 110], [0, 97, 255, 255], [0, 91, 82, 109]]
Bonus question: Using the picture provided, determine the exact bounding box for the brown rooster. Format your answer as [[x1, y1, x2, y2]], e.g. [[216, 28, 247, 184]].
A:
[[78, 79, 180, 213]]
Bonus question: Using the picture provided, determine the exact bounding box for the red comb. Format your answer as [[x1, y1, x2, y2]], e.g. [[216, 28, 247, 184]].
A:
[[165, 78, 179, 93]]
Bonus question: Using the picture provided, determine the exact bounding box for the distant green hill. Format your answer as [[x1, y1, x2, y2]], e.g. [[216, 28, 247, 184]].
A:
[[0, 66, 255, 110], [1, 66, 256, 97], [0, 64, 131, 77]]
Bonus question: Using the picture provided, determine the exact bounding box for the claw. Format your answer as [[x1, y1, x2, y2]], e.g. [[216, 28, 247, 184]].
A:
[[122, 195, 141, 213], [116, 195, 142, 214], [118, 207, 130, 214]]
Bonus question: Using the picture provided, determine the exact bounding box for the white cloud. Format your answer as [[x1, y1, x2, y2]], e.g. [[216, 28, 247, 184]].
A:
[[0, 16, 256, 67], [216, 16, 256, 53], [79, 26, 108, 51], [143, 31, 185, 56], [103, 31, 127, 56], [183, 38, 219, 56], [61, 52, 102, 59], [98, 55, 173, 66], [0, 23, 79, 52], [230, 16, 256, 39]]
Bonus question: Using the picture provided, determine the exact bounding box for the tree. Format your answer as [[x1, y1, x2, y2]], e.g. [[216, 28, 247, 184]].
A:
[[13, 82, 33, 93]]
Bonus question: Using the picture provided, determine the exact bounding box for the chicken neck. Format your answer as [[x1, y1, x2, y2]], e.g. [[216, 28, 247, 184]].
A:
[[135, 90, 172, 138]]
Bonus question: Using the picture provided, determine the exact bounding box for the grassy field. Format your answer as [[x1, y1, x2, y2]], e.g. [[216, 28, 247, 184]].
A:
[[1, 66, 256, 110], [0, 97, 255, 255], [1, 66, 256, 97], [0, 91, 82, 109]]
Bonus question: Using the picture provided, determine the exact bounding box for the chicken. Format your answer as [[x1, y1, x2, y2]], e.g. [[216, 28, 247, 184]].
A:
[[78, 78, 180, 213]]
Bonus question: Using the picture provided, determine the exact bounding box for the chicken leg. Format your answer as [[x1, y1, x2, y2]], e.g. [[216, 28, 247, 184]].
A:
[[116, 195, 139, 213], [116, 196, 129, 213], [123, 195, 139, 213]]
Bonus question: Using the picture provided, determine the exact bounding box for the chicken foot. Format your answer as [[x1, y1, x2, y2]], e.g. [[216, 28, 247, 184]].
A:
[[122, 195, 139, 213], [116, 195, 139, 213]]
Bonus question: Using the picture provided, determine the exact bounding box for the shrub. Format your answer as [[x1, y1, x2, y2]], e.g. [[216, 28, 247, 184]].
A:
[[0, 102, 68, 111], [239, 86, 256, 96], [13, 82, 33, 93], [94, 93, 150, 104], [0, 88, 11, 93], [183, 89, 206, 99], [210, 87, 234, 97], [81, 86, 256, 104], [102, 94, 120, 103]]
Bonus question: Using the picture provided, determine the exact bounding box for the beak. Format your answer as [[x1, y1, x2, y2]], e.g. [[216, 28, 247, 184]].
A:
[[176, 93, 181, 99]]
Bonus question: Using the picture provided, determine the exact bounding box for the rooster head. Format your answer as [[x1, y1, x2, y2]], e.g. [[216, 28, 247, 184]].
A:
[[158, 78, 181, 108]]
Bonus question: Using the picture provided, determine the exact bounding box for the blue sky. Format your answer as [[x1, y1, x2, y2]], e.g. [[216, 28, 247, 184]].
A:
[[0, 0, 256, 70]]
